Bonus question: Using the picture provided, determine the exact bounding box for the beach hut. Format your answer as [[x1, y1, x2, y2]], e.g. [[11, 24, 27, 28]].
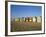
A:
[[25, 17, 28, 22], [20, 18, 22, 22], [28, 17, 33, 22], [22, 17, 25, 22], [33, 16, 37, 22], [15, 18, 20, 22], [37, 16, 42, 23], [19, 17, 25, 22]]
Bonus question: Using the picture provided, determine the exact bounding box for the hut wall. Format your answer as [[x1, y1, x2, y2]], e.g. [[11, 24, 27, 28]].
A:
[[37, 16, 42, 23], [20, 17, 25, 22], [15, 18, 20, 22], [25, 17, 28, 22], [29, 17, 33, 22], [33, 17, 37, 22]]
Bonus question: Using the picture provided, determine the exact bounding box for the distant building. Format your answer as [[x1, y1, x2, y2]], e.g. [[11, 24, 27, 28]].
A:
[[25, 17, 28, 22], [15, 18, 20, 22], [29, 17, 33, 22], [33, 16, 37, 22], [22, 17, 25, 22], [37, 16, 42, 23], [14, 16, 42, 22], [19, 17, 25, 22]]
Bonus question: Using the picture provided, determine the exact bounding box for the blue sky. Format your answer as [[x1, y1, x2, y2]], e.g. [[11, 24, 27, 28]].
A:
[[11, 5, 42, 18]]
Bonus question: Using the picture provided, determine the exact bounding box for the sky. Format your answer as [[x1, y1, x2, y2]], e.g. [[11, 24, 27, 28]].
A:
[[11, 5, 42, 18]]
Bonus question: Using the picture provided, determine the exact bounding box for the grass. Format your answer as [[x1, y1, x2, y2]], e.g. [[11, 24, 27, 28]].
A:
[[11, 21, 42, 32]]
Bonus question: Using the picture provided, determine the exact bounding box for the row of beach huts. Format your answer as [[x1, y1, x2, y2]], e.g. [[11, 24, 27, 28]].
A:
[[12, 16, 42, 23]]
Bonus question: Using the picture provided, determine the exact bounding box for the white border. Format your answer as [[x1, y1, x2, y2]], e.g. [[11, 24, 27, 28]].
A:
[[8, 2, 44, 35]]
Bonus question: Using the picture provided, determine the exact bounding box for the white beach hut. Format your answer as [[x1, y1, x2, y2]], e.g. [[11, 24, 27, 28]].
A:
[[22, 17, 25, 22], [33, 16, 37, 22], [37, 16, 42, 23], [19, 17, 25, 22], [15, 17, 20, 22]]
